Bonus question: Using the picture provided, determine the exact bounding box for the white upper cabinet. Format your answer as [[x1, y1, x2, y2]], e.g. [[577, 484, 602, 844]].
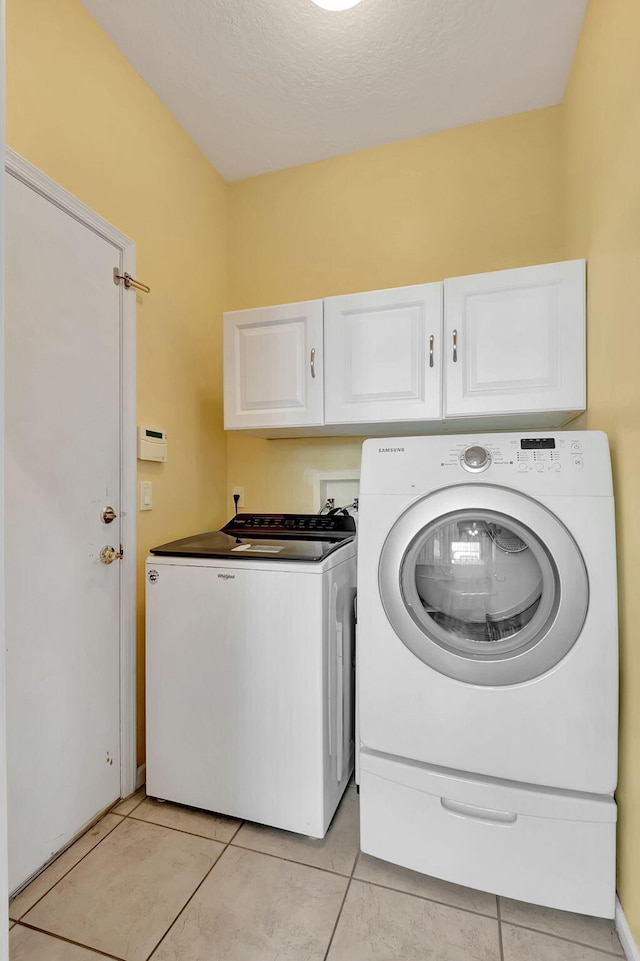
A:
[[324, 284, 443, 424], [444, 260, 585, 420], [223, 260, 586, 436], [224, 300, 324, 430]]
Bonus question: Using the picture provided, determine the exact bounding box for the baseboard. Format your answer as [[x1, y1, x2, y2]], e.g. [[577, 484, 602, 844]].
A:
[[616, 897, 640, 961], [136, 763, 146, 791]]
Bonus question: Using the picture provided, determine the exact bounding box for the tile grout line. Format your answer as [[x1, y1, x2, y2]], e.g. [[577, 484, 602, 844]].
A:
[[229, 840, 357, 881], [14, 919, 126, 960], [113, 794, 146, 818], [500, 919, 625, 958], [9, 815, 125, 923], [320, 845, 360, 961], [347, 874, 501, 921], [141, 823, 246, 961], [129, 811, 240, 845], [322, 877, 353, 961], [497, 895, 505, 961]]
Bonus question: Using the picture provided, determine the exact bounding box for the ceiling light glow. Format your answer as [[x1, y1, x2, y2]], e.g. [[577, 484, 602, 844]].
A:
[[310, 0, 362, 10]]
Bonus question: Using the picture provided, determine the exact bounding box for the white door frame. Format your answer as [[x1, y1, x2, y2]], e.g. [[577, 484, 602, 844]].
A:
[[4, 148, 138, 800], [1, 3, 9, 951]]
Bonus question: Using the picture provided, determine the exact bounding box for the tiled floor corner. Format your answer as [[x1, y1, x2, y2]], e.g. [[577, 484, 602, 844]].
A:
[[498, 897, 623, 956], [7, 785, 625, 961], [9, 813, 124, 921]]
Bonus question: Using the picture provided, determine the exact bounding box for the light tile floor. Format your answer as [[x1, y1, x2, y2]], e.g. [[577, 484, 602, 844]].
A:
[[8, 786, 624, 961]]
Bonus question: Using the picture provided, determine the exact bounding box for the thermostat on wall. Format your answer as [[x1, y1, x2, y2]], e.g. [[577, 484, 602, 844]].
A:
[[137, 426, 168, 462]]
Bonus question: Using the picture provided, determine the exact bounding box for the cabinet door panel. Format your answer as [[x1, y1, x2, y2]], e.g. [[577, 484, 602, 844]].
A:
[[224, 301, 323, 429], [324, 284, 442, 424], [444, 260, 585, 418]]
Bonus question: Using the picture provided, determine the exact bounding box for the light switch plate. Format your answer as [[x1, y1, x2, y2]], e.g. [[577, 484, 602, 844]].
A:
[[139, 481, 153, 511]]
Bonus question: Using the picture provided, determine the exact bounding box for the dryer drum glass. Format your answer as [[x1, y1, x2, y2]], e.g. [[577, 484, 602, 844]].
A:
[[403, 511, 556, 656]]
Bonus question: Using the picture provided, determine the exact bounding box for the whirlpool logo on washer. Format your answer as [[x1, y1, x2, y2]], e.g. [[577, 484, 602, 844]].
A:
[[218, 573, 235, 580], [378, 447, 405, 453]]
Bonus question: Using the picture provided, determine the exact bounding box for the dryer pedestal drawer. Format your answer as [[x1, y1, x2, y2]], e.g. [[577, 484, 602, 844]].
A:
[[359, 750, 616, 918]]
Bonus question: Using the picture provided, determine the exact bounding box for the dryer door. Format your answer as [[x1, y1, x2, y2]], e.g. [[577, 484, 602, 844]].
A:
[[379, 485, 588, 685]]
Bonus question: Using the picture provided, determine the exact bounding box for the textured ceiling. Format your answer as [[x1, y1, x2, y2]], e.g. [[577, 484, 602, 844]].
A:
[[80, 0, 587, 181]]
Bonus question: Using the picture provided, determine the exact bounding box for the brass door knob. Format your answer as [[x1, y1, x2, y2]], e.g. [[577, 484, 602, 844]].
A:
[[100, 545, 123, 564]]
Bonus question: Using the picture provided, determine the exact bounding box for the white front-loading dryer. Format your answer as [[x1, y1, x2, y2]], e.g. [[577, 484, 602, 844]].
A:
[[356, 432, 618, 917]]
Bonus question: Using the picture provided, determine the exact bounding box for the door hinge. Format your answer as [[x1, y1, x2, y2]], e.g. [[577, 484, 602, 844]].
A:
[[113, 267, 151, 294]]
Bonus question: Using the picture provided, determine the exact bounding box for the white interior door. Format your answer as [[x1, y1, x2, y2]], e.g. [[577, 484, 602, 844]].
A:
[[5, 171, 123, 891]]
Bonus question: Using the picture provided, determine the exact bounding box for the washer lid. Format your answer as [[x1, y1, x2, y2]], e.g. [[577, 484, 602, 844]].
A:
[[150, 513, 356, 562], [379, 485, 588, 685]]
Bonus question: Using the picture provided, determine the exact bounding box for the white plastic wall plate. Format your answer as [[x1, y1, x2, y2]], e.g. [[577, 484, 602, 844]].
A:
[[310, 470, 360, 513], [139, 481, 152, 511]]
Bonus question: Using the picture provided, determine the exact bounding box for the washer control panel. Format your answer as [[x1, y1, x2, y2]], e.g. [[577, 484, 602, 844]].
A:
[[460, 445, 492, 472], [441, 436, 586, 474]]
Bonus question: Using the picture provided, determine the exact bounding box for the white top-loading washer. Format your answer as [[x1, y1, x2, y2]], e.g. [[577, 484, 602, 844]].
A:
[[146, 513, 356, 838]]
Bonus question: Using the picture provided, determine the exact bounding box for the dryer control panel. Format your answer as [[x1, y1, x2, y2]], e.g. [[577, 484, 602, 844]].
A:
[[451, 436, 587, 476], [359, 431, 612, 498], [514, 436, 586, 473]]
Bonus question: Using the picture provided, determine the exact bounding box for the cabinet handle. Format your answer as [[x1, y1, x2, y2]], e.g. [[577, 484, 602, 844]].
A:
[[429, 334, 434, 369], [452, 329, 458, 363], [310, 347, 316, 379]]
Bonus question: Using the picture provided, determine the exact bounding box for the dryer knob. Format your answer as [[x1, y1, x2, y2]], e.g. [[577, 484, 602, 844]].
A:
[[462, 445, 491, 471]]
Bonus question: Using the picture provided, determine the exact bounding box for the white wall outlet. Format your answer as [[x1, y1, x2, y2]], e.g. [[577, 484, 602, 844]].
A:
[[232, 486, 245, 509], [139, 481, 153, 511]]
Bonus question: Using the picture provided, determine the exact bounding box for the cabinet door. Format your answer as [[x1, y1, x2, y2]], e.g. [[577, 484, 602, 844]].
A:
[[224, 301, 324, 429], [444, 260, 585, 418], [324, 284, 443, 424]]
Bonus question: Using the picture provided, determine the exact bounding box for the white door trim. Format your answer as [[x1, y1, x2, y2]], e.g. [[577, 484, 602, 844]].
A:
[[1, 5, 9, 953], [4, 147, 138, 799]]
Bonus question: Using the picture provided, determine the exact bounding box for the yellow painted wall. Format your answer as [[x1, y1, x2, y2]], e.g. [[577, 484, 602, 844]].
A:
[[6, 0, 229, 764], [226, 108, 566, 513], [562, 0, 640, 938], [7, 5, 639, 932]]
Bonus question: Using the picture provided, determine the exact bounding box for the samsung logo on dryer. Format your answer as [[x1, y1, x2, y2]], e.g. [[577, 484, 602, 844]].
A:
[[378, 447, 405, 453]]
